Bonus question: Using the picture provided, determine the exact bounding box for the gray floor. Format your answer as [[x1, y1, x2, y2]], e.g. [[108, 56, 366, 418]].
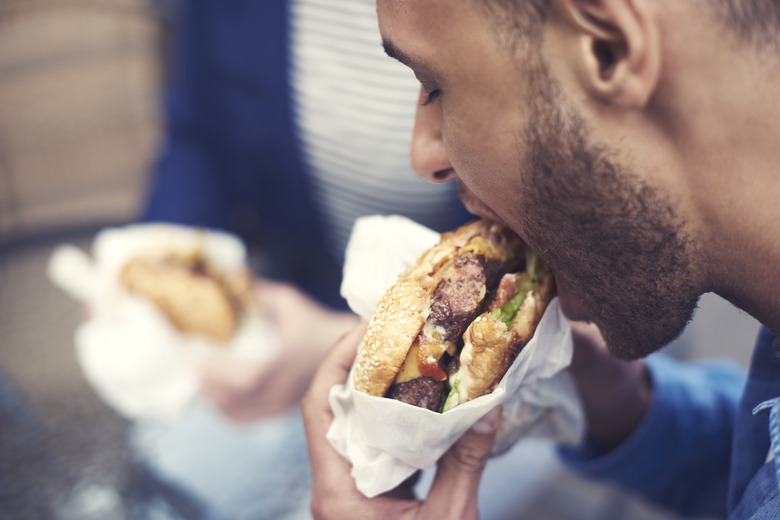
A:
[[1, 229, 755, 519], [1, 231, 133, 520]]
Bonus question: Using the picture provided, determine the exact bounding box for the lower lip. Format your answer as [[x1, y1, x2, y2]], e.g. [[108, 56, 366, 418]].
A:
[[464, 201, 501, 223]]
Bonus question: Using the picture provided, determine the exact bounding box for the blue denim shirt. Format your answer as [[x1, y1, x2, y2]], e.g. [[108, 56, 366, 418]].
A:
[[728, 328, 780, 517], [560, 327, 780, 518]]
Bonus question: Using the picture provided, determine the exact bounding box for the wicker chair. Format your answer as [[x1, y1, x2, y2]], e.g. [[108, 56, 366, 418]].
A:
[[0, 0, 166, 244]]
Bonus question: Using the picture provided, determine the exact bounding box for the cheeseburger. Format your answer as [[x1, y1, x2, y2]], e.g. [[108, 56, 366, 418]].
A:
[[119, 247, 254, 343], [353, 219, 555, 412]]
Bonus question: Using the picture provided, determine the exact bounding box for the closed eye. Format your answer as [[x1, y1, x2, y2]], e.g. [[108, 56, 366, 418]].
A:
[[421, 89, 442, 106]]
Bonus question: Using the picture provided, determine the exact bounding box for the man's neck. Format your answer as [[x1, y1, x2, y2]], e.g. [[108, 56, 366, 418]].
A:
[[670, 32, 780, 338]]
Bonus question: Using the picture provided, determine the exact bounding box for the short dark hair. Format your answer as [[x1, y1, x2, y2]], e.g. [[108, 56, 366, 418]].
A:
[[479, 0, 552, 49], [710, 0, 780, 50], [482, 0, 780, 53]]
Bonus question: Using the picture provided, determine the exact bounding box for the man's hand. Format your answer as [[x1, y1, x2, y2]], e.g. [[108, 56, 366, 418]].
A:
[[568, 321, 653, 453], [301, 324, 501, 520], [199, 279, 360, 421]]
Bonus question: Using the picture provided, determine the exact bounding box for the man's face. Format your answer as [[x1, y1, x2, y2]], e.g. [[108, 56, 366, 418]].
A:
[[378, 0, 700, 359]]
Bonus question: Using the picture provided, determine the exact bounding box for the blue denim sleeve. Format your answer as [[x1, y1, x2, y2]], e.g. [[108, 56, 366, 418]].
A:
[[558, 353, 746, 517], [140, 3, 230, 229], [140, 2, 319, 244]]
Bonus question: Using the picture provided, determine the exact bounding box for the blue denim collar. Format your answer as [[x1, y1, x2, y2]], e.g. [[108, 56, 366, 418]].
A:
[[752, 396, 780, 494]]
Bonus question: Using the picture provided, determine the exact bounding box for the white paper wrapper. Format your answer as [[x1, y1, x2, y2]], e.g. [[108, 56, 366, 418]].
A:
[[328, 215, 584, 497], [47, 223, 280, 421]]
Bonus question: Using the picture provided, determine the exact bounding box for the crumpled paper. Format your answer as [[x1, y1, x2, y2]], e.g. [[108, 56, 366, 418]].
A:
[[47, 223, 279, 421], [327, 215, 585, 497]]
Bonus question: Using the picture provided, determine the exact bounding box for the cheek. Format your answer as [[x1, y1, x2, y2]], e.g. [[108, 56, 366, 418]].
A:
[[445, 118, 523, 215]]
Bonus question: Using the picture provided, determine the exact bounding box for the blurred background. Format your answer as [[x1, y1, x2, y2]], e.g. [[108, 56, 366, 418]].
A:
[[0, 1, 169, 518], [0, 1, 759, 519]]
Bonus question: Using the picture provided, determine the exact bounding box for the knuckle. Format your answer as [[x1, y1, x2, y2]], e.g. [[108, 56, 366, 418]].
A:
[[448, 442, 490, 472]]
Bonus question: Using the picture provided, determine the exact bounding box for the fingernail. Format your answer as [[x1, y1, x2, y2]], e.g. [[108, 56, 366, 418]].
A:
[[471, 408, 501, 434]]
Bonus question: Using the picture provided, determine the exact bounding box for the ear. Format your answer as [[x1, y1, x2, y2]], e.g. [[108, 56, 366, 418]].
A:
[[558, 0, 660, 108]]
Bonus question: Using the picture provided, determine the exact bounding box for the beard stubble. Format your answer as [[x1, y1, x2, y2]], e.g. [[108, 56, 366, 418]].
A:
[[511, 59, 700, 360]]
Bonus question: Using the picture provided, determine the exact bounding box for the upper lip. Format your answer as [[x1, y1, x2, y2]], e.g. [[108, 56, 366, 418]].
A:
[[468, 205, 494, 220]]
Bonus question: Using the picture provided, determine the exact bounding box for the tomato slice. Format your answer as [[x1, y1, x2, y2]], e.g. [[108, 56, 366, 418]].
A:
[[417, 338, 448, 381]]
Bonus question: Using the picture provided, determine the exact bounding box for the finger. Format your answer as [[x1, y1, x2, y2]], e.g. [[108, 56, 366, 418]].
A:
[[305, 322, 366, 405], [197, 361, 270, 416], [254, 278, 304, 313], [197, 359, 240, 384], [197, 360, 266, 397], [302, 324, 376, 517], [199, 378, 250, 420], [252, 276, 285, 295], [252, 278, 291, 318], [302, 323, 367, 478], [223, 402, 277, 423], [423, 407, 501, 519]]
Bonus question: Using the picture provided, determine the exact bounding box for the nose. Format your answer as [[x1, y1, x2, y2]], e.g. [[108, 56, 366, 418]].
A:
[[410, 87, 456, 183]]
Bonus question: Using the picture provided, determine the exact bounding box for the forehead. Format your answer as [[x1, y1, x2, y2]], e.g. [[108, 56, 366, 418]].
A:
[[376, 0, 495, 65]]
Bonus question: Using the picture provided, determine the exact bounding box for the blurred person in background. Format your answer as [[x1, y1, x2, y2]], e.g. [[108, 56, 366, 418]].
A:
[[134, 1, 469, 519]]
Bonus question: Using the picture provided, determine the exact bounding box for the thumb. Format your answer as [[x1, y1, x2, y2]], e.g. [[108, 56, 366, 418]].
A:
[[422, 407, 501, 519]]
